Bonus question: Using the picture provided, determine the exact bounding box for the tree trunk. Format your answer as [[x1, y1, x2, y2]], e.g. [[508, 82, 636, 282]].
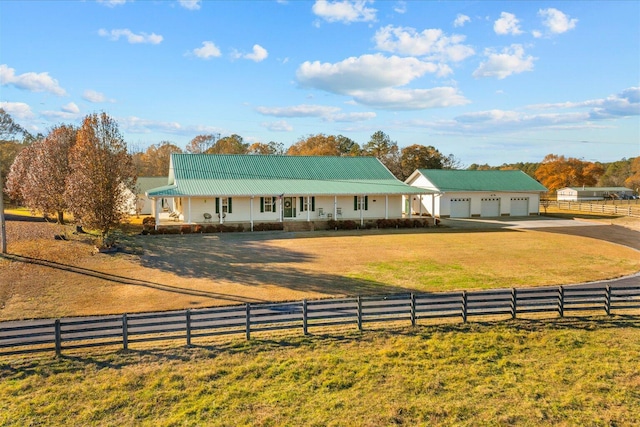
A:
[[57, 211, 65, 224]]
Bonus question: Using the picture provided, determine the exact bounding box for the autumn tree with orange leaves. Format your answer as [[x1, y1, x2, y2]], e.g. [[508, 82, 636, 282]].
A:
[[5, 125, 76, 223], [534, 154, 604, 192], [65, 113, 136, 241]]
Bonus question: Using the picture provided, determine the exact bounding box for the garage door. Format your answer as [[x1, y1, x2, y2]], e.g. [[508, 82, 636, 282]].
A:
[[510, 197, 529, 216], [480, 198, 500, 217], [450, 198, 471, 218]]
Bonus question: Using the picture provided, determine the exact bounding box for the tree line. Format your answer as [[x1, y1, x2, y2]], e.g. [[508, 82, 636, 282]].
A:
[[1, 108, 639, 234], [132, 130, 460, 182]]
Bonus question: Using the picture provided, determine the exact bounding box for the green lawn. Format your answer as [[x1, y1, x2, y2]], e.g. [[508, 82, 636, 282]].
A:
[[1, 318, 639, 426]]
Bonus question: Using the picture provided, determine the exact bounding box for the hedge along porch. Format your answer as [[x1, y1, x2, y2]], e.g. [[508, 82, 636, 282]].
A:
[[145, 154, 433, 230]]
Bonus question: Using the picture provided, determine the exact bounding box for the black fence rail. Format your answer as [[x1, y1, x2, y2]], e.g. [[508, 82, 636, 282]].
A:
[[1, 283, 638, 357]]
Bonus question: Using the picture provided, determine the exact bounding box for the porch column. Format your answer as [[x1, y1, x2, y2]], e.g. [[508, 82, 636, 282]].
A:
[[334, 196, 337, 218], [385, 195, 388, 219], [154, 198, 159, 230], [306, 196, 311, 222], [250, 196, 254, 231], [419, 195, 423, 217], [279, 197, 283, 222], [432, 194, 436, 218], [360, 195, 364, 227], [187, 197, 192, 224], [218, 197, 223, 224], [408, 195, 412, 219]]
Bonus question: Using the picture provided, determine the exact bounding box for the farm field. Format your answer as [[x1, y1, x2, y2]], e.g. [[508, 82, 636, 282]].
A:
[[1, 217, 639, 321], [1, 318, 639, 426]]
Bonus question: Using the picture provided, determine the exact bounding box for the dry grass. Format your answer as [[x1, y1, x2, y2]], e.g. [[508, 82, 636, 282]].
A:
[[1, 318, 639, 426], [1, 217, 639, 321]]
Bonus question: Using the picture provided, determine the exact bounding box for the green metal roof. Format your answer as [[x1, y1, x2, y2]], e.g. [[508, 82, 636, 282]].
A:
[[415, 169, 547, 192], [136, 177, 169, 193], [147, 154, 431, 197]]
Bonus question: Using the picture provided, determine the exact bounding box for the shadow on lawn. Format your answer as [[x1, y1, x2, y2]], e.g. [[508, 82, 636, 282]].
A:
[[135, 233, 414, 296]]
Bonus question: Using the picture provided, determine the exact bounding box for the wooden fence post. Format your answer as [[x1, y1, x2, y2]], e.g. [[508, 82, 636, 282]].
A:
[[605, 285, 612, 316], [186, 309, 192, 347], [511, 288, 517, 319], [122, 313, 129, 350], [461, 291, 468, 323], [302, 299, 308, 336], [245, 303, 251, 340], [357, 296, 363, 331], [54, 319, 61, 357], [410, 293, 416, 327], [557, 287, 564, 318]]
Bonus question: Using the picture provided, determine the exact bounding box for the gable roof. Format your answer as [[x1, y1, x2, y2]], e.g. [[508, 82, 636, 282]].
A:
[[411, 169, 547, 192], [147, 154, 431, 197], [136, 177, 169, 193]]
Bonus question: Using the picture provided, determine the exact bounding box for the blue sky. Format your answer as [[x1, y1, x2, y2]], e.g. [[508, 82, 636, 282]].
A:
[[1, 0, 638, 166]]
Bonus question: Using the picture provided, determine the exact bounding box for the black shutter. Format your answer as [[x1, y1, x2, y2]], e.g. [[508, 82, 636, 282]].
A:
[[311, 197, 315, 211], [215, 198, 220, 214], [228, 198, 232, 213], [364, 196, 368, 210], [300, 197, 304, 212], [354, 196, 358, 210], [260, 197, 264, 213]]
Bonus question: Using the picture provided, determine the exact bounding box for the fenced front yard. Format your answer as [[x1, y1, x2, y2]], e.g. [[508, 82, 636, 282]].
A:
[[2, 282, 638, 357], [544, 200, 640, 217]]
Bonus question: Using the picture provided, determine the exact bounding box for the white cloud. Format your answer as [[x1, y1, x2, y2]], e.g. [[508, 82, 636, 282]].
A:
[[330, 111, 376, 122], [256, 104, 376, 122], [190, 41, 222, 59], [312, 0, 376, 24], [261, 121, 294, 132], [244, 44, 269, 62], [494, 12, 523, 35], [374, 25, 474, 63], [408, 87, 639, 135], [119, 116, 223, 136], [453, 14, 470, 28], [256, 104, 340, 118], [296, 54, 469, 110], [538, 8, 577, 34], [61, 102, 80, 114], [0, 64, 67, 96], [297, 54, 441, 94], [0, 101, 35, 120], [41, 110, 81, 121], [473, 44, 535, 79], [348, 87, 469, 110], [83, 89, 111, 103], [394, 1, 407, 14], [97, 0, 128, 7], [98, 28, 163, 44], [178, 0, 201, 10]]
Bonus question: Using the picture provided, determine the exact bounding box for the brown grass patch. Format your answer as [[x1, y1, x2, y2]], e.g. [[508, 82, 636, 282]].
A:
[[1, 220, 639, 321]]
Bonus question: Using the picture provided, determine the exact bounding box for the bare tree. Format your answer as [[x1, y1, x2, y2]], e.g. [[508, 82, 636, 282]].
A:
[[65, 113, 136, 242]]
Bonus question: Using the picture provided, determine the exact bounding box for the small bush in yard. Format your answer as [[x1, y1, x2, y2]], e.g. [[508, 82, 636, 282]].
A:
[[180, 225, 192, 234]]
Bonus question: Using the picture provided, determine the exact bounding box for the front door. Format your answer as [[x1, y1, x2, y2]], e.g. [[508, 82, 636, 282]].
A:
[[283, 197, 295, 218]]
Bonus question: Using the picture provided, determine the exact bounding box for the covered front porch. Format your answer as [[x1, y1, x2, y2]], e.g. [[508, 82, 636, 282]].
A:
[[149, 192, 433, 232]]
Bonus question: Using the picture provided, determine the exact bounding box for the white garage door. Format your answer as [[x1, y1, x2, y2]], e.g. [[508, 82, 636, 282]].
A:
[[480, 198, 501, 217], [510, 197, 529, 216], [450, 198, 471, 218]]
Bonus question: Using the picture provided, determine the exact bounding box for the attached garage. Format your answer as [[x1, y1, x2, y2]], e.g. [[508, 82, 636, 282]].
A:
[[510, 197, 529, 216], [405, 169, 547, 219], [450, 198, 471, 218], [480, 198, 501, 217]]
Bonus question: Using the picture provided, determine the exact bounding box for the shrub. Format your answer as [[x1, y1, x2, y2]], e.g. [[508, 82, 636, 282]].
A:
[[204, 225, 218, 233], [142, 217, 156, 227], [180, 225, 192, 234], [194, 225, 203, 233]]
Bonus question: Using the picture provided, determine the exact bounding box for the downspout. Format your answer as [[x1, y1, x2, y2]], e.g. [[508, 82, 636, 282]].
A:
[[218, 197, 223, 224], [154, 197, 160, 230], [307, 196, 311, 222]]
